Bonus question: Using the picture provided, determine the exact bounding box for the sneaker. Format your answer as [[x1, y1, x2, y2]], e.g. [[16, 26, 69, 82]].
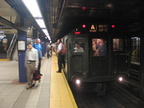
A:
[[26, 85, 31, 90], [32, 82, 36, 87], [57, 71, 61, 73]]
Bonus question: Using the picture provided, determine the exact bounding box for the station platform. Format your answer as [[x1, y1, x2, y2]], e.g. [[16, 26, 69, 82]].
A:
[[0, 53, 77, 108]]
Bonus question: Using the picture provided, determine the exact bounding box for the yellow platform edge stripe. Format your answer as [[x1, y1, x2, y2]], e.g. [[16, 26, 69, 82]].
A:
[[0, 59, 10, 61], [62, 71, 78, 108]]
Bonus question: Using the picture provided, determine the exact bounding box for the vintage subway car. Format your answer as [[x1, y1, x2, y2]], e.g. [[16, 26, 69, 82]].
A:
[[62, 23, 131, 94]]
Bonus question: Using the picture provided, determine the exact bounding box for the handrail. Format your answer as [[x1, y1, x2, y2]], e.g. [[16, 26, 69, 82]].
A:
[[7, 34, 18, 59]]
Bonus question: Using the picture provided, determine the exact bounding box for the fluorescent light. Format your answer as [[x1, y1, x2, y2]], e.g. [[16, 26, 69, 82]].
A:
[[36, 19, 46, 28], [22, 0, 42, 17], [42, 29, 48, 35], [0, 31, 4, 33], [47, 35, 51, 41], [42, 29, 51, 40], [22, 0, 51, 41]]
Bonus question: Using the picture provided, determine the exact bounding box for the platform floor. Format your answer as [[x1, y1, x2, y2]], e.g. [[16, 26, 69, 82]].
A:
[[0, 54, 77, 108]]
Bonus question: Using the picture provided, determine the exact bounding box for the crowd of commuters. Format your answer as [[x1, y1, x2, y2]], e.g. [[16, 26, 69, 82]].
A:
[[25, 38, 67, 89]]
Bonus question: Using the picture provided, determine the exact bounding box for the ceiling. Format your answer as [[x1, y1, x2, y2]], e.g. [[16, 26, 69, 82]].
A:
[[0, 0, 44, 38], [0, 0, 17, 34], [1, 0, 144, 42], [41, 0, 144, 41]]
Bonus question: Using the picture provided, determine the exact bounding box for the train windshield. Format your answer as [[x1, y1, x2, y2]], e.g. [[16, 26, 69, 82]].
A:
[[113, 39, 123, 51], [73, 39, 85, 53], [92, 38, 107, 56]]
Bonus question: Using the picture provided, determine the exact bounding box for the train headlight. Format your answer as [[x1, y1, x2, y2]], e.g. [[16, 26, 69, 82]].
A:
[[118, 76, 123, 82], [71, 75, 82, 86], [75, 79, 81, 85]]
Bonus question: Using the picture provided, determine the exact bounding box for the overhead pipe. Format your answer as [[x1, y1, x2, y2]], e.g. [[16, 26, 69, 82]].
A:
[[57, 0, 67, 25]]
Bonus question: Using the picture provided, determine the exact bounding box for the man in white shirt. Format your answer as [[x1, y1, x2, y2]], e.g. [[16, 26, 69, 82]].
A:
[[2, 36, 8, 51], [56, 39, 66, 73], [25, 42, 39, 89], [74, 43, 84, 52]]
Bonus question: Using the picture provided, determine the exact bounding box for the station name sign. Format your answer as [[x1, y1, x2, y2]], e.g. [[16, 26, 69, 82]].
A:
[[89, 24, 108, 32]]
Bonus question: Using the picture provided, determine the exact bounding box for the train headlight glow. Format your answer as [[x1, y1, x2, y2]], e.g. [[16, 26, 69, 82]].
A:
[[75, 79, 81, 85], [118, 76, 123, 82]]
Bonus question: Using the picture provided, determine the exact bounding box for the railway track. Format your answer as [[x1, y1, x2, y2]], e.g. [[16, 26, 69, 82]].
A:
[[69, 82, 144, 108], [113, 82, 144, 108]]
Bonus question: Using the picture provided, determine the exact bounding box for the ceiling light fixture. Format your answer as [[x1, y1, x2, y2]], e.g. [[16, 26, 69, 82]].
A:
[[22, 0, 51, 41]]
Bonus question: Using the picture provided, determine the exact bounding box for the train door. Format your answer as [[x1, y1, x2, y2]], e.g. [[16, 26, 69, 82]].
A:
[[90, 38, 110, 80], [112, 38, 128, 75], [129, 37, 140, 82], [67, 35, 88, 80]]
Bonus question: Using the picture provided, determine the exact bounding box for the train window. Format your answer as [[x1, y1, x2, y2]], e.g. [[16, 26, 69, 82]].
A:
[[113, 39, 123, 51], [92, 38, 107, 56], [73, 40, 84, 52], [131, 37, 140, 64]]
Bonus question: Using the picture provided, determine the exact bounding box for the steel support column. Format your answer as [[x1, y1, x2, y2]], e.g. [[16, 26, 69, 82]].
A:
[[18, 30, 27, 83]]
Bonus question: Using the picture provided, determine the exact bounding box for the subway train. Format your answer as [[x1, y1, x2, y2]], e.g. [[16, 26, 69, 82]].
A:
[[60, 23, 127, 94], [60, 22, 144, 96]]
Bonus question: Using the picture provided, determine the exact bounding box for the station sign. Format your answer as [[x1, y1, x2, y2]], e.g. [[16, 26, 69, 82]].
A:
[[89, 24, 108, 32]]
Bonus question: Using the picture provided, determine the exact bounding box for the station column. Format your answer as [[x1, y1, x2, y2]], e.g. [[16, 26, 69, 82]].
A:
[[18, 30, 27, 83], [33, 29, 37, 39]]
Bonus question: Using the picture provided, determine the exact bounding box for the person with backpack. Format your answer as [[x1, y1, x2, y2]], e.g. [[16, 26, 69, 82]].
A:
[[56, 39, 66, 73], [25, 42, 39, 90]]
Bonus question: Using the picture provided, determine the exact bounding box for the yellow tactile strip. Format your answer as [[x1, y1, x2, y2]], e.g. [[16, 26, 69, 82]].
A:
[[50, 54, 78, 108], [0, 59, 10, 61]]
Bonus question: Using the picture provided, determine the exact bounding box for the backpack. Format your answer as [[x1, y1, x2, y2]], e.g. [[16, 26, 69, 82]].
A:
[[61, 43, 66, 54], [33, 70, 41, 81]]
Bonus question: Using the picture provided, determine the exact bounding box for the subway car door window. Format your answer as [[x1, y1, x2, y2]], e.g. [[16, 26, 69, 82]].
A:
[[92, 38, 107, 56], [73, 40, 85, 53], [131, 37, 140, 64], [113, 39, 123, 52]]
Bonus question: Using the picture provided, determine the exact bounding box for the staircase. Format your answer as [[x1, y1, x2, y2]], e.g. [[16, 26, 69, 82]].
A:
[[0, 34, 18, 61]]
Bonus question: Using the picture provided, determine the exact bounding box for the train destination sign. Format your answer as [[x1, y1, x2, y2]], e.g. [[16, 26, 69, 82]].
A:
[[89, 24, 108, 32]]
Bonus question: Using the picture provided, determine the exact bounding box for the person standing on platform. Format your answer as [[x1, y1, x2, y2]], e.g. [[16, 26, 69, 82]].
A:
[[2, 35, 8, 52], [56, 39, 66, 73], [33, 38, 43, 76], [25, 42, 39, 90], [47, 43, 52, 58]]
